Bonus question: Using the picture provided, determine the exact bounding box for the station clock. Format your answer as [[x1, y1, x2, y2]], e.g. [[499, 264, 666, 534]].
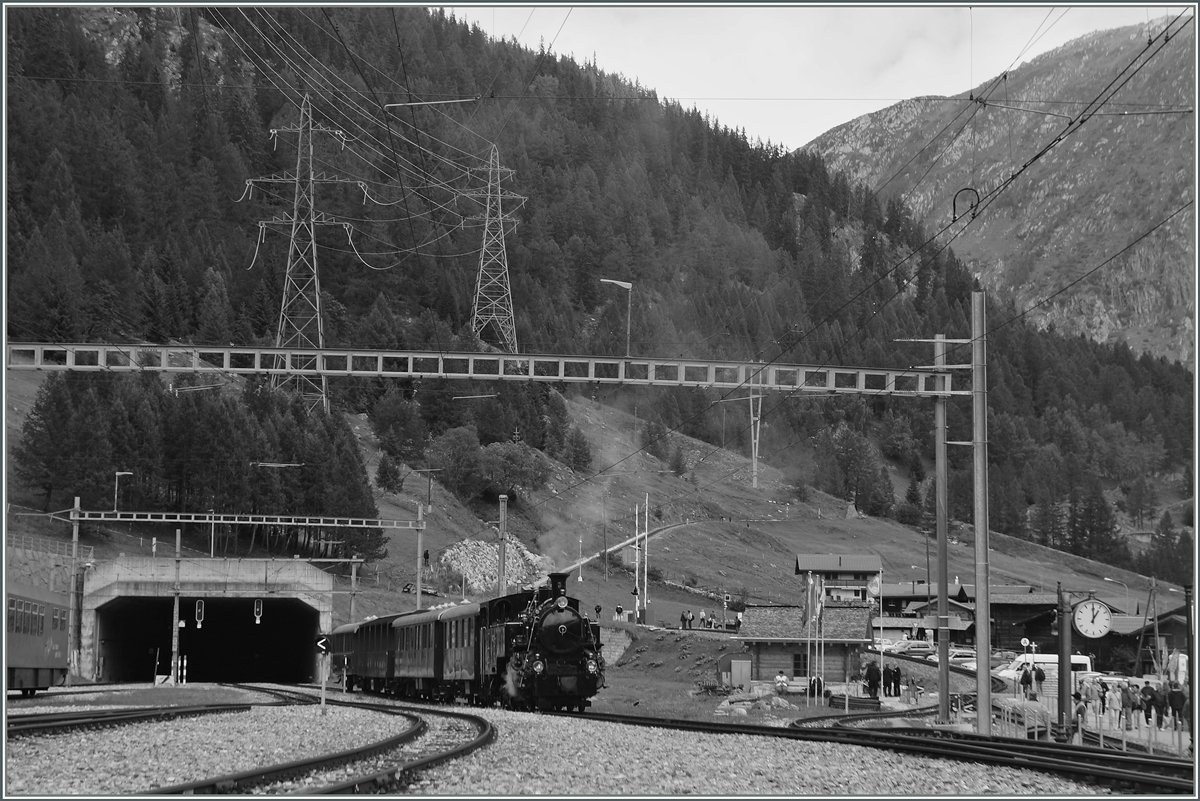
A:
[[1072, 598, 1113, 638]]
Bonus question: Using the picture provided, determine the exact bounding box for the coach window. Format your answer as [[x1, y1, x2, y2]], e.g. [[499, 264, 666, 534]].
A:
[[38, 604, 44, 635], [7, 599, 14, 632], [22, 601, 29, 634]]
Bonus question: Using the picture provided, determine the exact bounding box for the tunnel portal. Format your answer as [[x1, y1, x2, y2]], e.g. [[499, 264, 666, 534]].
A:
[[94, 596, 319, 683]]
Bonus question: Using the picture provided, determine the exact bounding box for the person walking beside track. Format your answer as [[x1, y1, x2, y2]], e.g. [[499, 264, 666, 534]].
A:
[[1019, 666, 1033, 700]]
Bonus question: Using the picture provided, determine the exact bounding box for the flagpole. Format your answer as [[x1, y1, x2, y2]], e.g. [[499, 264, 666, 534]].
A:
[[633, 504, 640, 622], [644, 493, 650, 615], [806, 571, 813, 706]]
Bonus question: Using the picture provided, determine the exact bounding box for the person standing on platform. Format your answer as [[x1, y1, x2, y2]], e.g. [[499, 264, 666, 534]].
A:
[[1167, 681, 1186, 730], [865, 661, 882, 699], [892, 665, 902, 698], [1105, 682, 1122, 729], [1071, 692, 1088, 743], [699, 610, 706, 629], [1033, 665, 1045, 697], [882, 664, 893, 697], [680, 610, 688, 630], [1140, 681, 1159, 727], [1120, 682, 1135, 730], [687, 610, 694, 629]]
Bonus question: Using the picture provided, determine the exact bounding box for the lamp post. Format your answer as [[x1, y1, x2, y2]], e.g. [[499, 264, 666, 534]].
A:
[[208, 508, 216, 558], [599, 278, 632, 358], [113, 471, 133, 512], [1103, 577, 1131, 612]]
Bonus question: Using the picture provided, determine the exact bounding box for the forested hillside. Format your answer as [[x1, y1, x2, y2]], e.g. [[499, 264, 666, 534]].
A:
[[4, 8, 1192, 580]]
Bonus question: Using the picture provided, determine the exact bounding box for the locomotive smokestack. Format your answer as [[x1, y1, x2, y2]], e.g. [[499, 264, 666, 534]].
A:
[[549, 572, 569, 598]]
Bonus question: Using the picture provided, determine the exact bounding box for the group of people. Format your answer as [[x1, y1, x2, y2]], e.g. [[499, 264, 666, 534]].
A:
[[1076, 676, 1190, 732], [861, 662, 905, 699], [1018, 665, 1046, 698], [679, 609, 740, 630]]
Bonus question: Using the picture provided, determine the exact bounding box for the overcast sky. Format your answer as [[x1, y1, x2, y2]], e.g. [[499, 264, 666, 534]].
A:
[[442, 4, 1183, 149]]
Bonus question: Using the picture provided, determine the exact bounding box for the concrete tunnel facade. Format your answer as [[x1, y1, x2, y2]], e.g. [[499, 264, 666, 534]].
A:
[[80, 557, 332, 684]]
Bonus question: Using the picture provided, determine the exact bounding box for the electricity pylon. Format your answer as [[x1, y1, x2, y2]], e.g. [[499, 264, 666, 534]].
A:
[[465, 144, 525, 353], [248, 94, 351, 414]]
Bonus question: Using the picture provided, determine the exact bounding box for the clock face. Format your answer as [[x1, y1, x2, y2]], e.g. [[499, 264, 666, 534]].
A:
[[1073, 600, 1113, 638]]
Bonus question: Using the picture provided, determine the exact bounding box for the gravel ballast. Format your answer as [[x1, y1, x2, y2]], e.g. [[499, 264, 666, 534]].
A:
[[410, 708, 1106, 795], [5, 705, 408, 795], [6, 697, 1108, 795]]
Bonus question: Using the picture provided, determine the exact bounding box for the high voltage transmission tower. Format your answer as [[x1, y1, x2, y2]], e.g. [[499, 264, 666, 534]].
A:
[[465, 144, 525, 354], [246, 94, 354, 414]]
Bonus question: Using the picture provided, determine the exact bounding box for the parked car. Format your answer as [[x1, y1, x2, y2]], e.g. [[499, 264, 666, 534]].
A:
[[926, 648, 976, 665], [892, 641, 936, 657]]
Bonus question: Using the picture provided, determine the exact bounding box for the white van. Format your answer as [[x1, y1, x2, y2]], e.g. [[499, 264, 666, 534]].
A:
[[996, 653, 1093, 687]]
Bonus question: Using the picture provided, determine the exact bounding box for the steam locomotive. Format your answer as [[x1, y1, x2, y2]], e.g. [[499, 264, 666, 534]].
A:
[[331, 572, 605, 711]]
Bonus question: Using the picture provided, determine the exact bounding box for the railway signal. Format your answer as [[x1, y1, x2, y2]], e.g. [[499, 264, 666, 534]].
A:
[[195, 600, 204, 630], [253, 598, 262, 624]]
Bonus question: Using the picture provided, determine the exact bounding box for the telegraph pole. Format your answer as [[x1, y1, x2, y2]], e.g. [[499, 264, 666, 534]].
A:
[[171, 528, 181, 686], [497, 495, 508, 597]]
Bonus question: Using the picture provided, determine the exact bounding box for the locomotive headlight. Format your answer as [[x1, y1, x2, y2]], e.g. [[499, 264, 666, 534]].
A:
[[555, 596, 568, 609], [532, 660, 545, 674], [586, 659, 598, 674]]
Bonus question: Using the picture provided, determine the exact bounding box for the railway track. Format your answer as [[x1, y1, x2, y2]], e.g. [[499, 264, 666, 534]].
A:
[[556, 709, 1193, 794], [136, 685, 495, 794], [6, 704, 253, 737]]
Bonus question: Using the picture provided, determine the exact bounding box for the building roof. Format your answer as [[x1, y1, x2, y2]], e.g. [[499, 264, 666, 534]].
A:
[[903, 598, 974, 615], [990, 593, 1060, 606], [884, 583, 1035, 600], [738, 601, 873, 643], [795, 554, 882, 574]]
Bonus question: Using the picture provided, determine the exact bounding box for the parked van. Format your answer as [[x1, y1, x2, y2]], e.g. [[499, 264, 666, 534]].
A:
[[996, 653, 1093, 690]]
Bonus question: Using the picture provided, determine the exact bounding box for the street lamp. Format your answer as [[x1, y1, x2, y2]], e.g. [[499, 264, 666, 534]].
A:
[[113, 471, 133, 512], [599, 278, 632, 358], [1103, 577, 1131, 612], [208, 508, 216, 559]]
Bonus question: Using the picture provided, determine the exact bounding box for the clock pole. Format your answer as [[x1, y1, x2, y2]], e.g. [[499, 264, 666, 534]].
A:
[[1057, 582, 1072, 741]]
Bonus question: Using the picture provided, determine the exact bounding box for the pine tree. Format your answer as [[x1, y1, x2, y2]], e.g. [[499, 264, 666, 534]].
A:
[[566, 427, 592, 473], [12, 374, 75, 510], [376, 452, 403, 495], [670, 444, 687, 477]]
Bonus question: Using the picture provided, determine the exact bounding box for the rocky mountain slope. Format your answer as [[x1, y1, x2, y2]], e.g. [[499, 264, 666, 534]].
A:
[[802, 18, 1195, 365]]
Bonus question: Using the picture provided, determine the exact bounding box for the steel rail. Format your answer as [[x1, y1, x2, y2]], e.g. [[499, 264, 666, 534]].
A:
[[142, 705, 426, 795], [6, 704, 253, 737]]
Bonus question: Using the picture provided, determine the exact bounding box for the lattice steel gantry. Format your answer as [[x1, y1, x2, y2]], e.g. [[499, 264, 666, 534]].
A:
[[465, 144, 525, 353]]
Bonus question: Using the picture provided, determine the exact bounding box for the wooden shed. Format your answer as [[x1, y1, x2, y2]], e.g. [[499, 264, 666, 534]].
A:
[[736, 601, 873, 683]]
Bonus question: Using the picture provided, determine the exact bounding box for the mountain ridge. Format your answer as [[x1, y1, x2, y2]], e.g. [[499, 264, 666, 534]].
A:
[[800, 18, 1196, 365]]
